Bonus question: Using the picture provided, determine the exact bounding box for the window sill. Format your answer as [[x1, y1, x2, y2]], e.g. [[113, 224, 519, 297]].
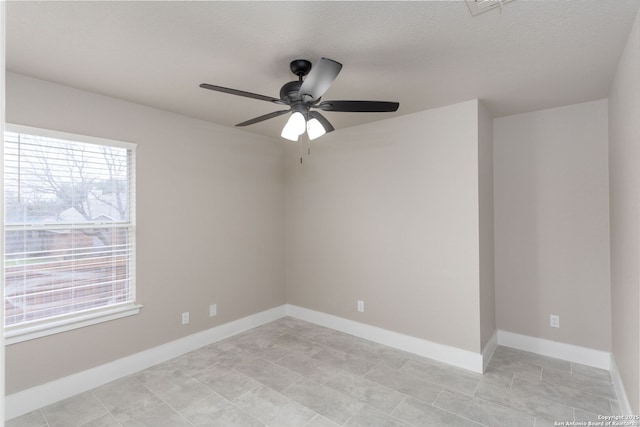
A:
[[5, 303, 142, 345]]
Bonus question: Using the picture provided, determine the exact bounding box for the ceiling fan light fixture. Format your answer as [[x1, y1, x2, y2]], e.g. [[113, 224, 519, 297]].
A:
[[306, 118, 326, 140]]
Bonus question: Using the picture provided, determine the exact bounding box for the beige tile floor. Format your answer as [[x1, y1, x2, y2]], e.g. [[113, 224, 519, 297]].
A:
[[7, 317, 619, 426]]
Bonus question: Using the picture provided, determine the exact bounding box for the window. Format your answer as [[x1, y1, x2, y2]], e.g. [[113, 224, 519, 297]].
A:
[[4, 125, 139, 343]]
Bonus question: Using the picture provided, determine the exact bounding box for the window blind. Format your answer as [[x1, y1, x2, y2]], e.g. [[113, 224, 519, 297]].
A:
[[4, 127, 136, 328]]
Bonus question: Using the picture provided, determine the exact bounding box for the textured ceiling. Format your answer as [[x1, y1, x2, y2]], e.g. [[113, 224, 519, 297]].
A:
[[6, 1, 640, 138]]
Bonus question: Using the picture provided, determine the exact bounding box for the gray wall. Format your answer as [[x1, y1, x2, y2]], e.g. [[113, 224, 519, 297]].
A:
[[609, 10, 640, 414], [5, 73, 286, 394], [478, 101, 495, 350], [285, 100, 490, 353], [494, 99, 611, 351]]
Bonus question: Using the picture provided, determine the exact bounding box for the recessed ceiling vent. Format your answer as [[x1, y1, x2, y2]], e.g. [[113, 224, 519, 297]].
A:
[[465, 0, 514, 16]]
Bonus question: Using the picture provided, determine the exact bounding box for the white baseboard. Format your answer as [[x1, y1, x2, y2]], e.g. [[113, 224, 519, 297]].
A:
[[482, 330, 498, 372], [497, 329, 611, 370], [9, 307, 632, 422], [285, 304, 484, 373], [5, 305, 287, 421], [7, 304, 486, 420], [610, 355, 637, 419]]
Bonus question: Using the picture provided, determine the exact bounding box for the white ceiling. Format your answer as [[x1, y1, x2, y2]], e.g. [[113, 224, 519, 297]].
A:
[[6, 1, 640, 138]]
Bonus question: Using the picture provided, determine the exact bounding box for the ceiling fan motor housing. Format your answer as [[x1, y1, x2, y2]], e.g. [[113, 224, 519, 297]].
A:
[[280, 80, 303, 103]]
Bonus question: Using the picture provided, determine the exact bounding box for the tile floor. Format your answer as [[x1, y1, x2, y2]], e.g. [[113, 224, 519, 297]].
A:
[[8, 317, 619, 426]]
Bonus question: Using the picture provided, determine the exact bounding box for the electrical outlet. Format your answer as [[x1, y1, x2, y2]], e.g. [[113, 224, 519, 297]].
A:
[[357, 300, 364, 313], [209, 304, 217, 317], [182, 312, 190, 325], [550, 314, 560, 328]]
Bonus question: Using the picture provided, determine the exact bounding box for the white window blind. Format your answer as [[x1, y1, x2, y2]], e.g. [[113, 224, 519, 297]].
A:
[[3, 125, 137, 335]]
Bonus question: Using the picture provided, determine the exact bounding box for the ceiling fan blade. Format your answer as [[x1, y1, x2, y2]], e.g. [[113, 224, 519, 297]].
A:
[[317, 100, 399, 113], [236, 109, 291, 127], [200, 83, 286, 105], [299, 58, 343, 102], [308, 111, 335, 133]]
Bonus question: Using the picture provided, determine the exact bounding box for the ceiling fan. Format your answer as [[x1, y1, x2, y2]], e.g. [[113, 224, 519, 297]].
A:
[[200, 58, 399, 141]]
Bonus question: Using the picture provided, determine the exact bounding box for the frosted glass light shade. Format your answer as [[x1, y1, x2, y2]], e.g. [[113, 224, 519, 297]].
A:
[[281, 126, 299, 141], [281, 112, 306, 141], [306, 118, 326, 140]]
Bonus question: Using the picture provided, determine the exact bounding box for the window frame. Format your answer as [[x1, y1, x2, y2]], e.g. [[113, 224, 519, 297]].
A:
[[3, 124, 140, 345]]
